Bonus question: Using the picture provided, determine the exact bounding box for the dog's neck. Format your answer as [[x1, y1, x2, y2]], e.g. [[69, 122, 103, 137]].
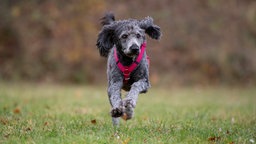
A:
[[116, 49, 136, 66]]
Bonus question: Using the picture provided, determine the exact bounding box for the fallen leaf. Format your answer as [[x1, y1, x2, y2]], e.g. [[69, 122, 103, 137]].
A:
[[143, 138, 147, 143], [25, 127, 32, 131], [91, 119, 97, 124], [44, 122, 49, 126], [122, 138, 130, 144], [208, 136, 221, 141], [13, 107, 21, 114], [0, 118, 8, 125]]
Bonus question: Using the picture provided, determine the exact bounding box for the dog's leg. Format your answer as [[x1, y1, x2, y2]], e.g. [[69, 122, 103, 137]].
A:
[[122, 79, 149, 120], [108, 82, 124, 125], [112, 117, 120, 126]]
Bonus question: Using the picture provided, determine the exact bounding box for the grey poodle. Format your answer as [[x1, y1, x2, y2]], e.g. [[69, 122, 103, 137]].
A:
[[96, 12, 161, 126]]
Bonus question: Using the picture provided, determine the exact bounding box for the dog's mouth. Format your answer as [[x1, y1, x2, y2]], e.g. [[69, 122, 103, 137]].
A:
[[125, 46, 140, 57], [125, 51, 139, 58]]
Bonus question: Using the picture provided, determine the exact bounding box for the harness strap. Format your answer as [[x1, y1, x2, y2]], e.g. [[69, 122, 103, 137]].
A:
[[114, 42, 147, 83]]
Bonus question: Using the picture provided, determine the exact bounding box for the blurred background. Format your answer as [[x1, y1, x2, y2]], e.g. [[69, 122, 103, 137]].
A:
[[0, 0, 256, 86]]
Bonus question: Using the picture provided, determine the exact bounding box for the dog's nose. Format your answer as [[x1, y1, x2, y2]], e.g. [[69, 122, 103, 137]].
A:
[[130, 44, 139, 54]]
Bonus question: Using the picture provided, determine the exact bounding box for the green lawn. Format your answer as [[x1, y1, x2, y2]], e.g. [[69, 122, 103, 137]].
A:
[[0, 83, 255, 144]]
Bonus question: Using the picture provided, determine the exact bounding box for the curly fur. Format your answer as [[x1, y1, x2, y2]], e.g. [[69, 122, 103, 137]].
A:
[[96, 12, 161, 126]]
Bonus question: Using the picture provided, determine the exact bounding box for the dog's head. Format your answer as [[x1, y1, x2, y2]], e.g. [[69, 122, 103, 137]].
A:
[[96, 13, 161, 57]]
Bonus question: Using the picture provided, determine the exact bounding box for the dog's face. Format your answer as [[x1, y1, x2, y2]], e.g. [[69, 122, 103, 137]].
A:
[[96, 15, 161, 57], [117, 24, 145, 57]]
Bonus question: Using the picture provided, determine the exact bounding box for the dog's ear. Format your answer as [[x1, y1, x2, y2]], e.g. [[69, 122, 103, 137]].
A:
[[100, 12, 115, 26], [96, 25, 116, 57], [139, 17, 161, 40]]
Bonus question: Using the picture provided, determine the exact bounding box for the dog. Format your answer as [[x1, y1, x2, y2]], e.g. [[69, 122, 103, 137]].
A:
[[96, 12, 161, 126]]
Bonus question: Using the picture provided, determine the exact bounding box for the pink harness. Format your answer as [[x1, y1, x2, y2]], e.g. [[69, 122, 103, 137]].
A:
[[114, 42, 148, 83]]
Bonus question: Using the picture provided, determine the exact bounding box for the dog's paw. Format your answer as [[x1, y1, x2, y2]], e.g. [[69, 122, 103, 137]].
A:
[[111, 107, 123, 118], [122, 99, 135, 120], [123, 98, 135, 108]]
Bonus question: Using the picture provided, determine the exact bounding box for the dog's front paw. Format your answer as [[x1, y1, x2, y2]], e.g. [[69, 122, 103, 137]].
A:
[[122, 99, 135, 120], [111, 107, 123, 118]]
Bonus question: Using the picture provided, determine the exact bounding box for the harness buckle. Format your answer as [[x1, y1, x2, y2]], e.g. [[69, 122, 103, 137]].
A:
[[123, 69, 130, 81], [123, 69, 130, 76]]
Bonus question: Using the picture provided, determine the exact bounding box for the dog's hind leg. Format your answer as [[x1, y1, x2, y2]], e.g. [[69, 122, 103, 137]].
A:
[[122, 79, 150, 120], [112, 117, 120, 126]]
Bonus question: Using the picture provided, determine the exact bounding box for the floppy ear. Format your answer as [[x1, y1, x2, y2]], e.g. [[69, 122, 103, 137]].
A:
[[96, 25, 116, 57], [139, 17, 161, 40]]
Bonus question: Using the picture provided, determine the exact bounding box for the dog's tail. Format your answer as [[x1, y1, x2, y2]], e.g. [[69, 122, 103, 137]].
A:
[[100, 12, 115, 26]]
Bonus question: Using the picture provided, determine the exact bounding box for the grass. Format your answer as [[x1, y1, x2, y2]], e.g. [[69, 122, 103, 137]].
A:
[[0, 82, 255, 144]]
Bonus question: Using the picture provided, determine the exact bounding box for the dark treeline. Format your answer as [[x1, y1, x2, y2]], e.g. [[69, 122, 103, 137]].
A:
[[0, 0, 256, 86]]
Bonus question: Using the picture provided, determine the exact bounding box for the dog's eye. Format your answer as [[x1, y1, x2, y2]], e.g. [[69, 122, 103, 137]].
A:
[[136, 34, 141, 38], [121, 34, 128, 39]]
